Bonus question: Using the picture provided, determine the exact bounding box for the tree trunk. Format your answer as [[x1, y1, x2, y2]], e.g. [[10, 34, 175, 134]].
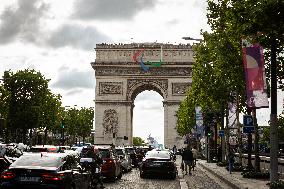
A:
[[44, 128, 47, 145], [237, 95, 243, 166]]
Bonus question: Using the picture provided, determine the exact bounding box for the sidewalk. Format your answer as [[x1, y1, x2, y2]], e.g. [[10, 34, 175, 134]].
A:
[[175, 155, 272, 189], [198, 160, 270, 189]]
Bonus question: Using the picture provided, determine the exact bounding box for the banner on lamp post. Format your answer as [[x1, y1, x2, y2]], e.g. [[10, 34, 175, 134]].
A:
[[242, 40, 269, 108]]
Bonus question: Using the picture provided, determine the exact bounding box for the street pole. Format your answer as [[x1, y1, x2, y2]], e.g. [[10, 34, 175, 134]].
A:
[[247, 108, 253, 170], [270, 35, 278, 182], [252, 109, 260, 172]]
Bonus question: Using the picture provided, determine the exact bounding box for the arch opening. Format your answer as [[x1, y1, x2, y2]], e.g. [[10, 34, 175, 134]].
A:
[[132, 90, 164, 147]]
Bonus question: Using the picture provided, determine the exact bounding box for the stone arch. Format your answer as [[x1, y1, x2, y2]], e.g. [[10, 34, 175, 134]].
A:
[[127, 79, 168, 101], [92, 43, 193, 149]]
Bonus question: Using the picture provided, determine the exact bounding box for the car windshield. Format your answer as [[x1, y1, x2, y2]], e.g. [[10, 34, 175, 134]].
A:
[[11, 155, 62, 168], [99, 149, 110, 158], [125, 148, 135, 154], [146, 151, 170, 159], [30, 147, 58, 153], [115, 149, 124, 156]]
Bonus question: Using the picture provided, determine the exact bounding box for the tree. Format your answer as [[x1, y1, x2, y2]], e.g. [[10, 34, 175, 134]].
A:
[[206, 0, 284, 179], [3, 69, 51, 144], [64, 107, 94, 145], [133, 137, 146, 146]]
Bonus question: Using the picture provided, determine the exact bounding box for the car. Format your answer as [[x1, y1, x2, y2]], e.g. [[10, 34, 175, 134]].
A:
[[124, 146, 138, 167], [0, 153, 91, 189], [139, 150, 177, 179], [115, 147, 132, 172], [94, 145, 122, 182], [29, 145, 59, 153]]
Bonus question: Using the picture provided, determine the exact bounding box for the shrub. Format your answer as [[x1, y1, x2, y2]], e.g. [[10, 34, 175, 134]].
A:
[[269, 180, 284, 189], [242, 171, 270, 179], [217, 162, 227, 167]]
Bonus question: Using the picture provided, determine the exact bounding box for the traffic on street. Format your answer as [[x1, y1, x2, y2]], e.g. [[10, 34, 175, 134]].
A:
[[0, 143, 233, 189]]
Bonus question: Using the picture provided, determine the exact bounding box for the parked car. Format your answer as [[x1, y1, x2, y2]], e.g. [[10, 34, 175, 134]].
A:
[[0, 152, 90, 189], [94, 145, 122, 182], [115, 147, 132, 172], [139, 150, 177, 179]]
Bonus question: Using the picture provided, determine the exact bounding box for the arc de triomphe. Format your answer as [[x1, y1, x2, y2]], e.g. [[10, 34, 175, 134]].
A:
[[91, 43, 193, 149]]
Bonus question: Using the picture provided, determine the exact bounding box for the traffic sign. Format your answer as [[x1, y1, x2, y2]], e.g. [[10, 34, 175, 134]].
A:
[[243, 115, 253, 126], [243, 126, 255, 133], [218, 130, 224, 137]]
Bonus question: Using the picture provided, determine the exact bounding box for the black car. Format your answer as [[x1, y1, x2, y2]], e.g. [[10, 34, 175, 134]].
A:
[[139, 150, 177, 179], [0, 153, 90, 189]]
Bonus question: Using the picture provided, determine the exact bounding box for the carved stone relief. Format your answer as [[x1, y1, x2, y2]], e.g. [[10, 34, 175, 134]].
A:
[[94, 67, 192, 77], [99, 82, 123, 95], [127, 79, 168, 98], [172, 83, 192, 95], [102, 109, 118, 136]]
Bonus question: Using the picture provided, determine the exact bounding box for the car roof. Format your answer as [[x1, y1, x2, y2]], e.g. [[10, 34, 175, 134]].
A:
[[115, 147, 125, 150]]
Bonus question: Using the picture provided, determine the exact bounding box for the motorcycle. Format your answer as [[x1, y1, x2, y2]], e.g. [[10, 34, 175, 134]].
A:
[[80, 158, 104, 189]]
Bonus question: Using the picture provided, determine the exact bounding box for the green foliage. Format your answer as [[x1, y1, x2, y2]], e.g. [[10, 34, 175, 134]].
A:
[[133, 137, 146, 146], [63, 107, 94, 143], [3, 69, 50, 141], [177, 0, 284, 137], [261, 114, 284, 144], [207, 0, 284, 89], [241, 171, 270, 179], [269, 180, 284, 189]]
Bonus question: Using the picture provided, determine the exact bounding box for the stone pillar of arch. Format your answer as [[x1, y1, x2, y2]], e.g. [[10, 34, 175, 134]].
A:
[[91, 43, 193, 149]]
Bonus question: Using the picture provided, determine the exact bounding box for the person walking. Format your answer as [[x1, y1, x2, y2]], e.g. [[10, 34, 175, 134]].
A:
[[191, 146, 198, 170], [228, 147, 235, 174], [181, 145, 193, 175], [172, 145, 177, 155]]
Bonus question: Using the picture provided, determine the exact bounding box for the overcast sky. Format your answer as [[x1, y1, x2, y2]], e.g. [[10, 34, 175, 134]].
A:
[[0, 0, 282, 144]]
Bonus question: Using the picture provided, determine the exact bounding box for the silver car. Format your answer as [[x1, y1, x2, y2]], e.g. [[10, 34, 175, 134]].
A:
[[115, 147, 132, 172]]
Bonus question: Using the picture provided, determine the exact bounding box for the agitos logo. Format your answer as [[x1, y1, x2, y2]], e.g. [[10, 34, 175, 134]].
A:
[[132, 46, 164, 72]]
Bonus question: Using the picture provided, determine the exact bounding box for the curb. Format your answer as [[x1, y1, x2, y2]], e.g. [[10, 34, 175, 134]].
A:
[[176, 158, 188, 189], [198, 162, 243, 189]]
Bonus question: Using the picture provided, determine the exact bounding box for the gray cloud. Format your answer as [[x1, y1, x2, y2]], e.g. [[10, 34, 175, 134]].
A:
[[51, 68, 95, 90], [47, 24, 111, 50], [0, 0, 48, 44], [166, 19, 179, 25], [72, 0, 157, 21], [65, 89, 84, 96]]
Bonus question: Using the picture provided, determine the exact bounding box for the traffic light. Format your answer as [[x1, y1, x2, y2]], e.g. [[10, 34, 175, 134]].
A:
[[207, 130, 213, 137], [0, 118, 4, 131], [205, 125, 212, 137], [61, 119, 65, 129]]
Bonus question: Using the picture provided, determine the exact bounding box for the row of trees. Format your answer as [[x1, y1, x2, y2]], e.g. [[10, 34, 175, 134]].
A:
[[0, 69, 94, 146], [176, 0, 283, 181]]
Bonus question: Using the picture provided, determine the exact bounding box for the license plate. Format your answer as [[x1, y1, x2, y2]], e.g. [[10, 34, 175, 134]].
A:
[[149, 162, 161, 167], [19, 176, 40, 182], [95, 168, 100, 173]]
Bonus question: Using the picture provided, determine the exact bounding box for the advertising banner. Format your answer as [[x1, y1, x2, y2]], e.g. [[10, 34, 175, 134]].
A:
[[242, 40, 269, 108]]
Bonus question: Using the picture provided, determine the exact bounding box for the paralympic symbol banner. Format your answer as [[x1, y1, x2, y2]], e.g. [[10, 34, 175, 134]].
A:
[[242, 40, 269, 108]]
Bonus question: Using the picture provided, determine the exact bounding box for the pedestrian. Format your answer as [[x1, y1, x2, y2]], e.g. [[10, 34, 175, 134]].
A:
[[172, 145, 177, 155], [191, 146, 198, 170], [228, 147, 235, 174], [181, 145, 193, 175]]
